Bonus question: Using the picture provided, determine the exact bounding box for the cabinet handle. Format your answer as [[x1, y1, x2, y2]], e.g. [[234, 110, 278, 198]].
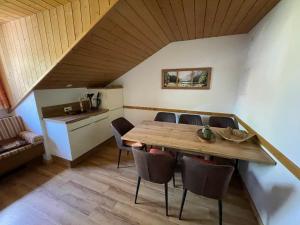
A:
[[69, 117, 108, 132], [93, 117, 108, 124], [69, 123, 92, 131]]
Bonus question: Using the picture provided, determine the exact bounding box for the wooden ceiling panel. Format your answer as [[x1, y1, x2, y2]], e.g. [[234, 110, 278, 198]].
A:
[[35, 0, 279, 89], [0, 0, 280, 102], [0, 0, 74, 24]]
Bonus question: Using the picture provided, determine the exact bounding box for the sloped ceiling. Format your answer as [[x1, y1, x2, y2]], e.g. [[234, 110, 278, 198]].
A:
[[36, 0, 279, 89]]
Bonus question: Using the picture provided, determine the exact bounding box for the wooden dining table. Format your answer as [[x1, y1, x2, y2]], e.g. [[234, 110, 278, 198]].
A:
[[122, 120, 276, 165]]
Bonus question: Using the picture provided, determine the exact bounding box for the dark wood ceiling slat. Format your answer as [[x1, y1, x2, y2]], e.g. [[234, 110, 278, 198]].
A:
[[143, 0, 176, 42], [116, 0, 165, 49], [211, 0, 232, 36], [108, 9, 159, 51], [218, 0, 244, 36], [182, 0, 196, 40], [170, 0, 189, 40], [195, 0, 206, 38], [156, 0, 182, 40], [227, 0, 257, 34], [237, 0, 279, 34], [203, 0, 219, 37], [126, 0, 169, 44]]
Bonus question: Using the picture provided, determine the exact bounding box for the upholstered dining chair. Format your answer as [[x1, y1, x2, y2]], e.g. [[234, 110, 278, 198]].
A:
[[154, 112, 176, 123], [178, 114, 203, 126], [132, 147, 176, 216], [111, 117, 145, 168], [208, 116, 238, 166], [179, 156, 234, 225], [208, 116, 238, 129]]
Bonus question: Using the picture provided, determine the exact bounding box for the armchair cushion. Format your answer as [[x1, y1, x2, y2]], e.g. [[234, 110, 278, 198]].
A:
[[0, 138, 27, 154], [19, 131, 43, 145]]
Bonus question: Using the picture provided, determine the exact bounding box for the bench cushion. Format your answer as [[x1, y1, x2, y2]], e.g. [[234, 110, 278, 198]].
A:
[[0, 144, 34, 160]]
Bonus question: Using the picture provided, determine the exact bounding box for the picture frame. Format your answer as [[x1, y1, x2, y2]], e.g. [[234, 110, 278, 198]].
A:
[[161, 67, 212, 89]]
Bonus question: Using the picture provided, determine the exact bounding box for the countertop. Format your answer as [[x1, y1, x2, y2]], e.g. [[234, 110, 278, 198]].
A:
[[43, 108, 109, 124]]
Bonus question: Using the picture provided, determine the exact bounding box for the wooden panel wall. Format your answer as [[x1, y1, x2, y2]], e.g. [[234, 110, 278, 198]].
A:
[[0, 0, 115, 106]]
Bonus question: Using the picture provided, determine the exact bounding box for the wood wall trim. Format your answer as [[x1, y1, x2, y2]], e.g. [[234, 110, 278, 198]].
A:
[[124, 105, 300, 180], [123, 105, 234, 117], [235, 115, 300, 180]]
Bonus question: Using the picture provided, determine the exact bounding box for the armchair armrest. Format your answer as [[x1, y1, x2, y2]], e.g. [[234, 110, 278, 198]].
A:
[[19, 131, 43, 145]]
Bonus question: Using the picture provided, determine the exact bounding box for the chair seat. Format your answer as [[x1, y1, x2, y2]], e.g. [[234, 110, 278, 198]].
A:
[[149, 148, 173, 158], [124, 140, 144, 149]]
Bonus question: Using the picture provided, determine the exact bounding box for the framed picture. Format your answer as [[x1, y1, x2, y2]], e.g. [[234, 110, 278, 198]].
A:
[[162, 67, 212, 89]]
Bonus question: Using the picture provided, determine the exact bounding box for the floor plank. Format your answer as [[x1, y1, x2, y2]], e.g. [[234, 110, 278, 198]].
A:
[[0, 139, 258, 225]]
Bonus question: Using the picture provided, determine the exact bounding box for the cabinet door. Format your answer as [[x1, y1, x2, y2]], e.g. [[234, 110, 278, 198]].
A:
[[69, 117, 110, 160], [101, 89, 123, 110]]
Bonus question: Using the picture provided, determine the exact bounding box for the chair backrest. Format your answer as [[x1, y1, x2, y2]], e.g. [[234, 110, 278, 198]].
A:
[[181, 156, 234, 200], [179, 114, 203, 126], [208, 116, 238, 129], [0, 116, 26, 141], [132, 148, 176, 184], [154, 112, 176, 123], [111, 117, 134, 149]]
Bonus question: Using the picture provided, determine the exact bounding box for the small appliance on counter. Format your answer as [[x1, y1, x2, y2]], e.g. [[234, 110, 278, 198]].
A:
[[86, 92, 102, 110]]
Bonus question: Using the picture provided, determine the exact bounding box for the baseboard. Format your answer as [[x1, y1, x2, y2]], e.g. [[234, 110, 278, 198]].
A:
[[240, 175, 264, 225]]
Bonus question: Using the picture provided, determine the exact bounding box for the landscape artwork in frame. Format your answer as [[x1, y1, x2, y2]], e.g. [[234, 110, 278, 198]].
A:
[[162, 68, 212, 89]]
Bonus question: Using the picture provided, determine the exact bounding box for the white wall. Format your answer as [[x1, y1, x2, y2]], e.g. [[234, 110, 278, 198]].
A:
[[14, 88, 88, 159], [15, 92, 42, 135], [112, 35, 248, 124], [235, 0, 300, 225]]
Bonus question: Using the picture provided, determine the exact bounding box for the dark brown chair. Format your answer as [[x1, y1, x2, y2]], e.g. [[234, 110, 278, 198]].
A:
[[111, 117, 145, 168], [209, 116, 238, 167], [208, 116, 238, 129], [179, 156, 234, 225], [154, 112, 176, 123], [132, 147, 176, 216], [178, 114, 203, 126]]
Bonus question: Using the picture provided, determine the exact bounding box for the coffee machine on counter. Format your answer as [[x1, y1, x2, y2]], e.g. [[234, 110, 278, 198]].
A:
[[80, 92, 102, 111], [86, 92, 102, 110]]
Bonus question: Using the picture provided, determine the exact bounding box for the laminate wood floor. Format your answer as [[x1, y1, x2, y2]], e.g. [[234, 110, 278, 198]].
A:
[[0, 139, 258, 225]]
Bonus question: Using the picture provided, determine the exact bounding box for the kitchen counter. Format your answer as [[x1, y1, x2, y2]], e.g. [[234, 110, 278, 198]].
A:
[[43, 108, 109, 124]]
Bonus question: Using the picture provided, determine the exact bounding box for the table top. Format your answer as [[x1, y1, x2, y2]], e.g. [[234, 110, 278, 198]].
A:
[[122, 121, 276, 165]]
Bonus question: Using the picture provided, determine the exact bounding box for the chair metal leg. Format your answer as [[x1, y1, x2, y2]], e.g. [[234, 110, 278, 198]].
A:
[[179, 188, 187, 220], [117, 149, 122, 168], [164, 183, 168, 216], [218, 200, 223, 225], [234, 159, 239, 171], [135, 176, 141, 204], [172, 174, 176, 188]]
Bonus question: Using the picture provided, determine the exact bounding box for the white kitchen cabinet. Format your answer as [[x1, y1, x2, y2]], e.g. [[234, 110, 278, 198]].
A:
[[44, 112, 111, 161]]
